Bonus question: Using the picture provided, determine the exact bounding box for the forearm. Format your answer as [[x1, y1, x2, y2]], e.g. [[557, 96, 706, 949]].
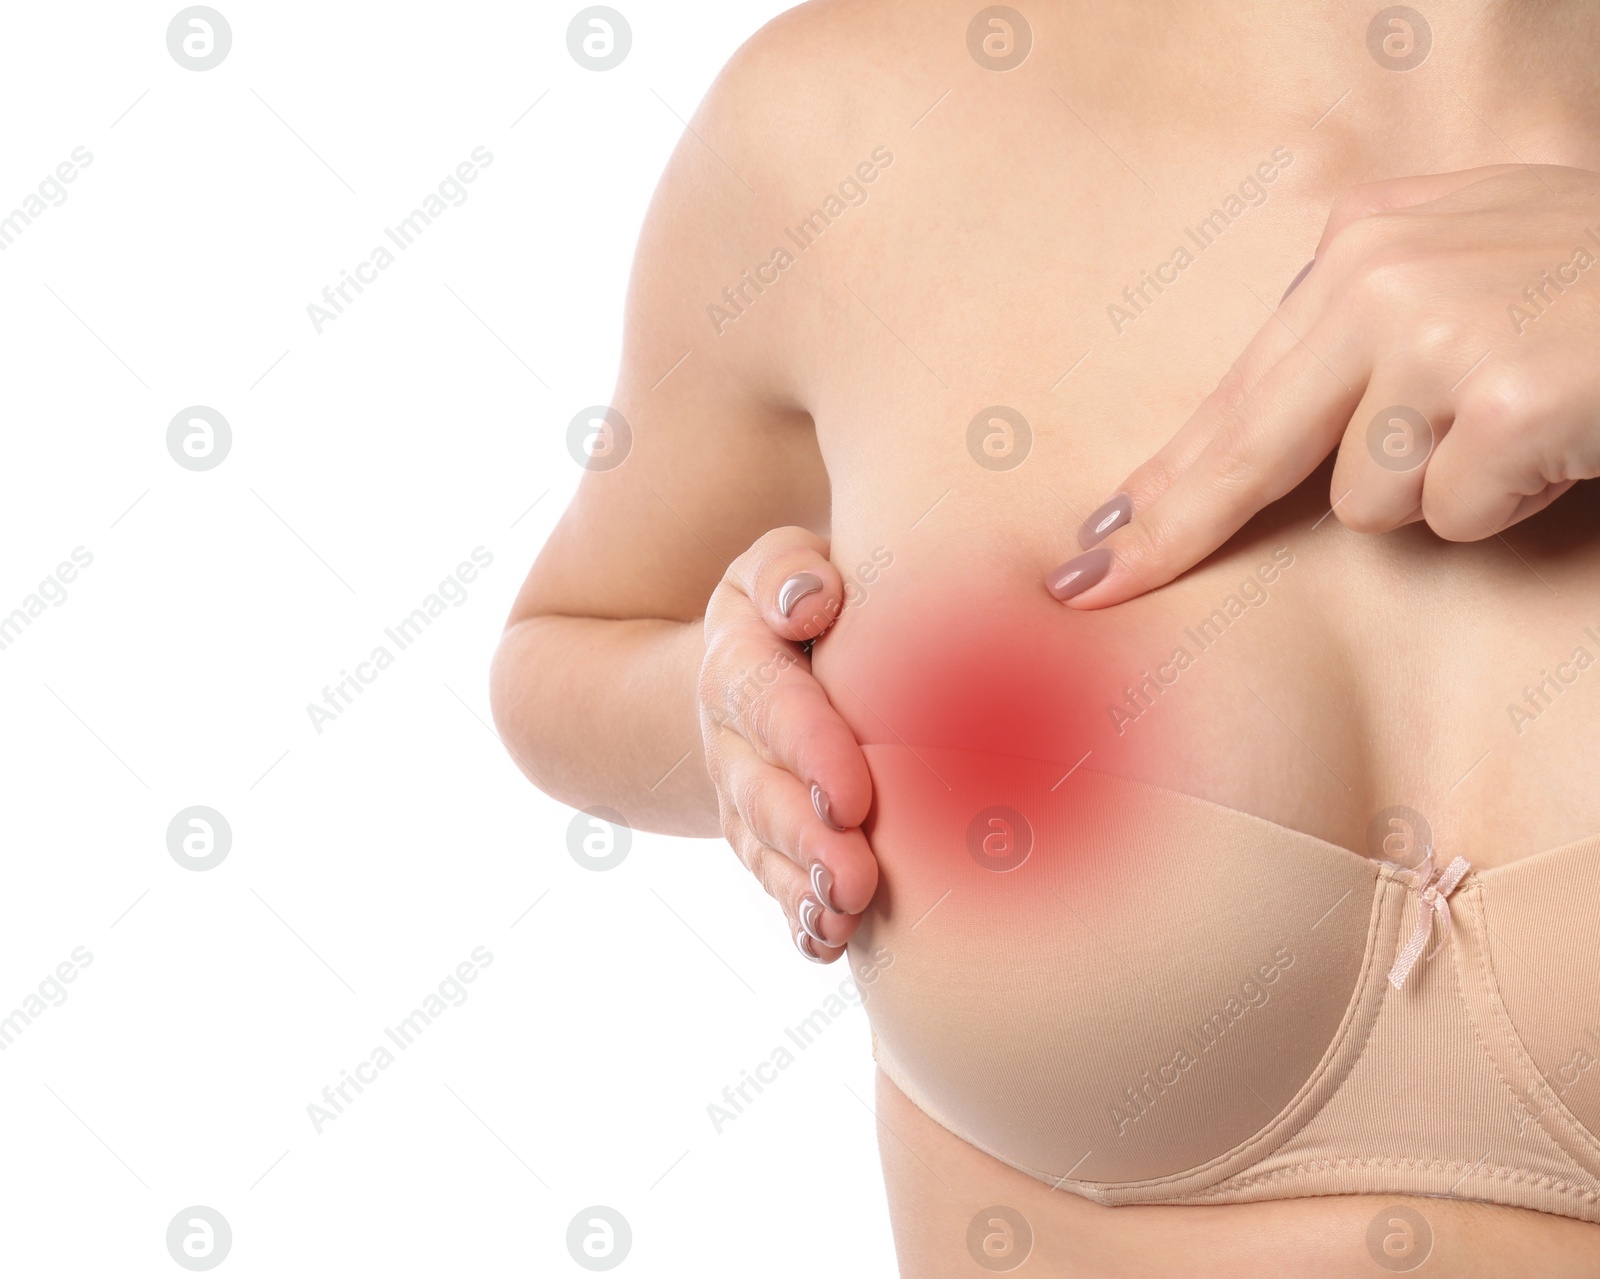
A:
[[489, 613, 720, 837]]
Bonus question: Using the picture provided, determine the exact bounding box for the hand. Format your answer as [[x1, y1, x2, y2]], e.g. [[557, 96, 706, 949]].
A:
[[1046, 165, 1600, 607], [699, 527, 878, 962]]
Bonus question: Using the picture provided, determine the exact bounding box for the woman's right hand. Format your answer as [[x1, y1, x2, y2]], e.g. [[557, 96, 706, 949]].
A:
[[699, 527, 878, 963]]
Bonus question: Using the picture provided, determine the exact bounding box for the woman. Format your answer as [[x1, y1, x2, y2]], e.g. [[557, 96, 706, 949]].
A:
[[493, 1, 1600, 1272]]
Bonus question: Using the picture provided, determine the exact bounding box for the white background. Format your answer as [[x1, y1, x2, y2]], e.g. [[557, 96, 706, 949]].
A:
[[0, 2, 895, 1273]]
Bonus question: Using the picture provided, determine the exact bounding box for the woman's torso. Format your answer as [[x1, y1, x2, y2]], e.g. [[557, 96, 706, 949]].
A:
[[727, 2, 1600, 1271]]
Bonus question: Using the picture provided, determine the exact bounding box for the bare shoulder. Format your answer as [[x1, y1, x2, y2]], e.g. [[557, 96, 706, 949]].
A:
[[694, 0, 948, 167], [521, 2, 956, 620], [623, 0, 952, 399], [643, 0, 984, 236]]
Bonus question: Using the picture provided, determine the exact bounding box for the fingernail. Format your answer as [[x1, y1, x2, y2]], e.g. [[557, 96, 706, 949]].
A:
[[795, 929, 828, 963], [798, 896, 829, 944], [778, 572, 824, 617], [1046, 546, 1113, 602], [812, 783, 845, 831], [810, 859, 839, 913], [1077, 492, 1133, 548], [1280, 257, 1315, 304]]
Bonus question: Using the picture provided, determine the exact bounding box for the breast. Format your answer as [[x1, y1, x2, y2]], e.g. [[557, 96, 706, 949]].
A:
[[814, 545, 1147, 775], [811, 553, 1376, 1182], [811, 534, 1318, 816], [843, 739, 1382, 1184]]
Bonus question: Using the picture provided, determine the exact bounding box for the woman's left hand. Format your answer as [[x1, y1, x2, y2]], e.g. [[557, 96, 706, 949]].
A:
[[1048, 164, 1600, 608]]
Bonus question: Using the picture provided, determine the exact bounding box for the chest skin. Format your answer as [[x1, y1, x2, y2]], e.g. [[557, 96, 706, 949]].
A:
[[769, 70, 1600, 870]]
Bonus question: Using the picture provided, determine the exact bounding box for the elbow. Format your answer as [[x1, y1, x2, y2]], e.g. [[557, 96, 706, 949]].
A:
[[488, 614, 554, 794]]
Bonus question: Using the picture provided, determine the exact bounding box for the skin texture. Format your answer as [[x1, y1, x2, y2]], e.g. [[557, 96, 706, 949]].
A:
[[491, 0, 1600, 1270]]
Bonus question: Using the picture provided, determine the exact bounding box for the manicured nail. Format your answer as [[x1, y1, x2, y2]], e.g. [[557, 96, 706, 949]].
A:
[[778, 572, 823, 617], [1280, 257, 1315, 303], [1078, 493, 1133, 548], [812, 783, 845, 831], [1047, 546, 1113, 602], [810, 860, 838, 913], [795, 929, 828, 963], [798, 896, 829, 944]]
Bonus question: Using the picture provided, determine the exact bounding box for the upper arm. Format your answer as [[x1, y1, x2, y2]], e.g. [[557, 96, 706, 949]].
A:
[[508, 13, 838, 629]]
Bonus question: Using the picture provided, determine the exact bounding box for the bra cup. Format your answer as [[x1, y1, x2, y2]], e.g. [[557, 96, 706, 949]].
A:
[[856, 745, 1382, 1185], [1468, 853, 1600, 1160]]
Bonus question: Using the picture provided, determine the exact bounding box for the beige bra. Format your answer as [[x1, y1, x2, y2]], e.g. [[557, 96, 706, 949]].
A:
[[851, 744, 1600, 1222]]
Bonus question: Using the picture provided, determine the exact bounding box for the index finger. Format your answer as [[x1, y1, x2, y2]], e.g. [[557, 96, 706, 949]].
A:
[[1051, 332, 1366, 608], [1082, 251, 1339, 541], [1315, 165, 1523, 252]]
